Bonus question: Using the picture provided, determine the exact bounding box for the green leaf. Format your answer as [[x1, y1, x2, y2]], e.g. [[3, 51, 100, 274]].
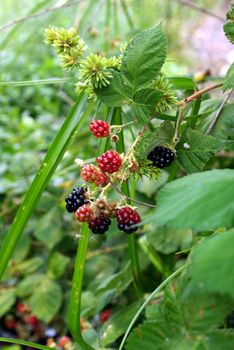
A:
[[224, 22, 234, 44], [0, 96, 93, 281], [176, 128, 227, 173], [226, 3, 234, 20], [168, 77, 195, 90], [121, 24, 167, 91], [150, 169, 234, 231], [190, 229, 234, 298], [17, 257, 44, 275], [131, 89, 161, 122], [95, 69, 132, 106], [223, 62, 234, 91], [48, 252, 70, 278], [101, 302, 141, 346], [212, 103, 234, 139], [34, 209, 63, 249], [16, 273, 44, 297], [0, 289, 15, 317], [29, 278, 62, 323], [96, 263, 132, 294]]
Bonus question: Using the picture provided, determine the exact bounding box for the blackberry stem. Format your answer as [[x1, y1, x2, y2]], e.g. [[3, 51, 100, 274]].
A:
[[114, 107, 142, 296]]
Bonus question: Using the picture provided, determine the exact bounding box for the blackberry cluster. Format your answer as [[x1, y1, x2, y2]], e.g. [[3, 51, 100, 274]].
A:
[[117, 207, 141, 234], [65, 187, 87, 213], [147, 146, 175, 169], [88, 214, 111, 234]]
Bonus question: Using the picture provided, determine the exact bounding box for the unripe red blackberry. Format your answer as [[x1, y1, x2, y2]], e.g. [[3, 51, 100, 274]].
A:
[[65, 187, 87, 213], [117, 207, 141, 234], [97, 150, 122, 174], [89, 214, 111, 234], [147, 146, 175, 169], [90, 120, 110, 138], [94, 172, 109, 187], [75, 204, 94, 223], [81, 164, 100, 183]]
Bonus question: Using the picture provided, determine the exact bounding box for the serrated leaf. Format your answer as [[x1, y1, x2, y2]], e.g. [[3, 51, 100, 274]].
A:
[[176, 128, 227, 173], [150, 169, 234, 231], [16, 273, 44, 297], [223, 62, 234, 91], [224, 22, 234, 44], [95, 69, 132, 106], [122, 24, 167, 91], [131, 88, 161, 122], [0, 289, 16, 317], [29, 278, 62, 323], [190, 229, 234, 298], [226, 4, 234, 20], [101, 302, 140, 346]]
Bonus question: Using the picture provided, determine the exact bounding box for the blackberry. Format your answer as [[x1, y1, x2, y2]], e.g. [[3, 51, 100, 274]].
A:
[[117, 207, 141, 234], [97, 150, 122, 174], [147, 146, 175, 169], [65, 187, 87, 213], [88, 214, 111, 234]]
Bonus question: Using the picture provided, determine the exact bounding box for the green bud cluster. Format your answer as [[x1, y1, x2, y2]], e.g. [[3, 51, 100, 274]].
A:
[[150, 74, 177, 113]]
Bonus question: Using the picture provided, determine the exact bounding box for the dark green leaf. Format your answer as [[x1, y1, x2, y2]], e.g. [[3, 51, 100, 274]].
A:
[[95, 70, 132, 106], [16, 274, 44, 297], [48, 252, 70, 278], [131, 88, 161, 122], [176, 128, 227, 173], [121, 25, 167, 91], [224, 22, 234, 44], [168, 77, 195, 90]]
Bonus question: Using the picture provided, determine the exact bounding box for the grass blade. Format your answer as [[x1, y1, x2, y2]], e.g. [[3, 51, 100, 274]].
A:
[[0, 337, 52, 350], [0, 94, 94, 281]]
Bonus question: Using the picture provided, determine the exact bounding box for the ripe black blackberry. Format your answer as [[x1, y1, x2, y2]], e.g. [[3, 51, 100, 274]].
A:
[[147, 146, 175, 169], [88, 214, 111, 234], [65, 187, 87, 213], [117, 207, 141, 234]]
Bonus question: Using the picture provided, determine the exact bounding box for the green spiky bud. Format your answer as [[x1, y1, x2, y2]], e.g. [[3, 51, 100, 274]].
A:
[[150, 74, 177, 113], [58, 41, 87, 70], [79, 54, 113, 89]]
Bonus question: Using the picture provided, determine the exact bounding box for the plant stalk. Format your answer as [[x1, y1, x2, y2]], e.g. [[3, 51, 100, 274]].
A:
[[68, 223, 94, 350], [114, 108, 142, 295]]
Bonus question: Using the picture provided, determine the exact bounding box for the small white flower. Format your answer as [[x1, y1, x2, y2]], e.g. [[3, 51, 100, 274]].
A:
[[74, 158, 85, 167]]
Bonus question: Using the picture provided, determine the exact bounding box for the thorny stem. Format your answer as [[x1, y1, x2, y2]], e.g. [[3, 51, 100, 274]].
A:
[[176, 82, 223, 107]]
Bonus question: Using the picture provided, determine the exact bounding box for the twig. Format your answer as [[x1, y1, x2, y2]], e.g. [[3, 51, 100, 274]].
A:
[[0, 0, 85, 32], [206, 88, 233, 134], [174, 0, 225, 23], [177, 82, 223, 107], [216, 150, 234, 158], [107, 176, 157, 208]]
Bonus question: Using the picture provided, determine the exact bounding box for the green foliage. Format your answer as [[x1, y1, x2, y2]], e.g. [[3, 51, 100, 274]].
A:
[[223, 62, 234, 91], [176, 128, 230, 173], [0, 289, 16, 317], [29, 278, 62, 323], [150, 169, 234, 231]]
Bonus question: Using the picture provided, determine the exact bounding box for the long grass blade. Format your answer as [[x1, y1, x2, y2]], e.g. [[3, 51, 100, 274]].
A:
[[0, 95, 94, 281], [0, 337, 53, 350]]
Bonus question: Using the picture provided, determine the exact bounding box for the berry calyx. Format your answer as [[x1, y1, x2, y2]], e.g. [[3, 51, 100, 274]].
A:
[[117, 207, 141, 234], [89, 214, 111, 234], [65, 187, 88, 213], [99, 309, 112, 323], [97, 150, 122, 174], [147, 146, 175, 169], [75, 204, 94, 223], [90, 120, 110, 138]]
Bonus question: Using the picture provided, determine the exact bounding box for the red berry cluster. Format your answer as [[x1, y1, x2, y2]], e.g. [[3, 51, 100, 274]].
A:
[[90, 120, 110, 138]]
